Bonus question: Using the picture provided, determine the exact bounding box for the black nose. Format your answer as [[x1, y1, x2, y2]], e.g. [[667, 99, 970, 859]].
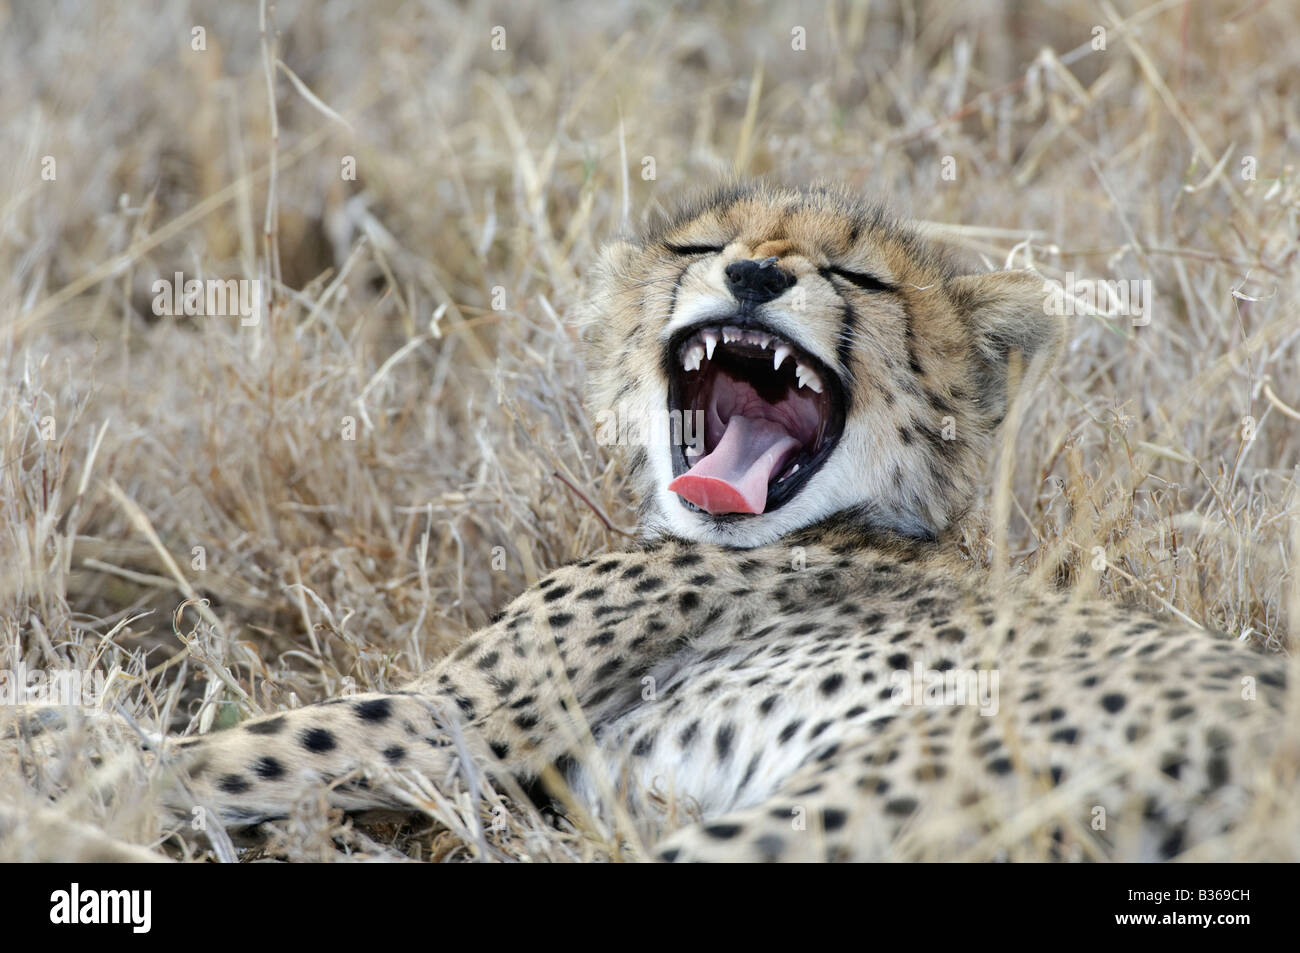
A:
[[724, 257, 796, 304]]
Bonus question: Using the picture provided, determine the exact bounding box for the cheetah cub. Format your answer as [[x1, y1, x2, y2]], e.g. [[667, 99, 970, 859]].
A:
[[156, 184, 1295, 860]]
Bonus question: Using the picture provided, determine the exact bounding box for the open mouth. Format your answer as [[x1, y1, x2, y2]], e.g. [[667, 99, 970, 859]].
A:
[[666, 320, 845, 517]]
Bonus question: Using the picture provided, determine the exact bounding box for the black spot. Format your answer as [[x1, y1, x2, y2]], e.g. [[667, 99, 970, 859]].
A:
[[754, 834, 785, 861], [542, 585, 573, 602], [678, 591, 700, 613], [822, 808, 847, 832], [1100, 693, 1126, 713], [632, 732, 657, 757], [301, 727, 337, 753], [354, 698, 393, 723], [547, 613, 574, 627], [634, 576, 664, 593], [1207, 755, 1230, 790], [887, 652, 909, 670], [885, 797, 918, 817], [513, 712, 540, 730], [715, 724, 734, 759], [670, 551, 703, 568], [218, 773, 252, 794], [987, 757, 1014, 775], [816, 742, 842, 764], [1050, 727, 1078, 744], [819, 673, 844, 696], [586, 631, 615, 647], [383, 745, 407, 764], [759, 694, 779, 715], [489, 740, 510, 759], [253, 756, 284, 780], [704, 823, 742, 840], [679, 720, 700, 747], [245, 715, 286, 735], [620, 565, 645, 580], [594, 657, 623, 680], [1158, 826, 1185, 860]]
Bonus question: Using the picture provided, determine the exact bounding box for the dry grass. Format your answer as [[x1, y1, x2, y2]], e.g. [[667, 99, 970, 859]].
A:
[[1, 0, 1297, 861]]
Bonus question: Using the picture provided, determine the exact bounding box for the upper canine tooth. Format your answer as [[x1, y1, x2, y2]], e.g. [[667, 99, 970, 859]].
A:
[[773, 344, 792, 371], [701, 330, 719, 361]]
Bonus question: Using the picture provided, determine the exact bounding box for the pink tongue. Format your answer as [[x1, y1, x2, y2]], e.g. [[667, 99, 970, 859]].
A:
[[668, 415, 801, 514]]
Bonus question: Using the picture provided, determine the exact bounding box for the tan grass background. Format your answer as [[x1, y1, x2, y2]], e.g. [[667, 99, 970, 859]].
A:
[[1, 0, 1297, 861]]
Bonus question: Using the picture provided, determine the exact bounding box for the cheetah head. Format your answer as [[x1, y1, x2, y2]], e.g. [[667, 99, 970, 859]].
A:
[[582, 182, 1061, 548]]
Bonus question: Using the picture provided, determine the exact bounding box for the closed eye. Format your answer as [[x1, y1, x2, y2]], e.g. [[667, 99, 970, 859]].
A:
[[822, 266, 895, 293], [663, 242, 726, 257]]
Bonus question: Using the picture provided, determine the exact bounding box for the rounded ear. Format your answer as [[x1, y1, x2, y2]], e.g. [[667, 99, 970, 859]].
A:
[[598, 239, 640, 276], [947, 270, 1063, 421], [947, 270, 1064, 368]]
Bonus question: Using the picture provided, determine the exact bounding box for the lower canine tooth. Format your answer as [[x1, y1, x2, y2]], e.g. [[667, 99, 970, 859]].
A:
[[795, 363, 824, 393]]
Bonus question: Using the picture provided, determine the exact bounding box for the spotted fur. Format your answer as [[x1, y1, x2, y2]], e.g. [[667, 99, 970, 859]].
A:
[[151, 183, 1290, 861]]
